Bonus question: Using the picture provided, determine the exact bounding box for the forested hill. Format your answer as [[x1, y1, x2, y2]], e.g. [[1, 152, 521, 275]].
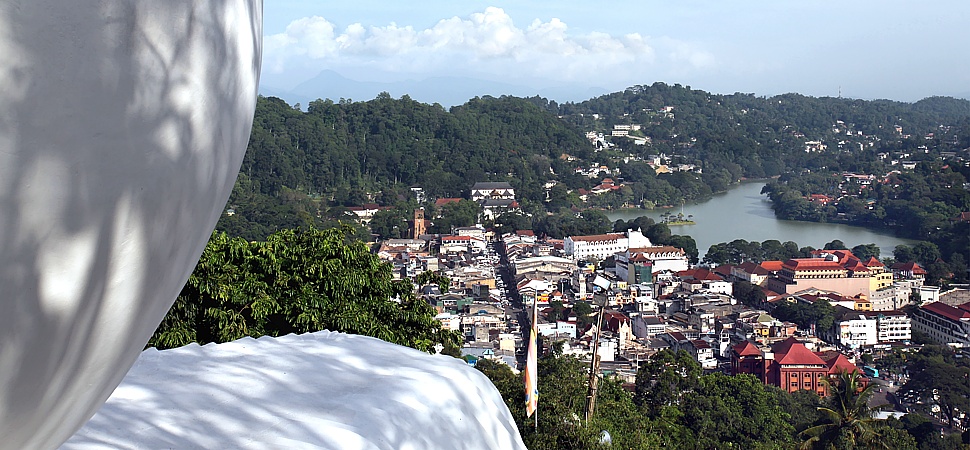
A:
[[220, 93, 596, 238], [541, 84, 970, 179], [243, 93, 590, 200], [219, 85, 970, 240]]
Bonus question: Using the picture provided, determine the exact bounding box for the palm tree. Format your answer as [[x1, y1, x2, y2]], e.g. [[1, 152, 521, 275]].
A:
[[799, 370, 888, 450]]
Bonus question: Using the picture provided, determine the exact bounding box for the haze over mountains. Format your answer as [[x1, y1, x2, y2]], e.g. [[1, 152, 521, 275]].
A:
[[260, 70, 610, 108], [261, 70, 970, 110]]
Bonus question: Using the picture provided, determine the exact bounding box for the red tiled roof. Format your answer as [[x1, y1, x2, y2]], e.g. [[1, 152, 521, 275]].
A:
[[784, 259, 845, 271], [713, 264, 735, 277], [691, 340, 712, 349], [568, 233, 624, 242], [434, 198, 462, 207], [892, 261, 927, 275], [738, 261, 770, 275], [515, 230, 534, 236], [630, 246, 685, 256], [677, 268, 722, 281], [922, 302, 970, 321], [760, 261, 784, 272], [667, 331, 687, 342], [818, 352, 861, 375], [863, 257, 884, 268], [733, 340, 762, 357], [810, 250, 858, 264], [832, 250, 858, 263], [771, 337, 826, 366]]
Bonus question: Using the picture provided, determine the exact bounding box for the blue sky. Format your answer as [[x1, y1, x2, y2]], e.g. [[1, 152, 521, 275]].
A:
[[261, 1, 970, 102]]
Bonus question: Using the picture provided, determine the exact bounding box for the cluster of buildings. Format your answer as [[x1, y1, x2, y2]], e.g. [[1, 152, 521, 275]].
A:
[[373, 200, 969, 398], [499, 232, 958, 394], [354, 172, 968, 398]]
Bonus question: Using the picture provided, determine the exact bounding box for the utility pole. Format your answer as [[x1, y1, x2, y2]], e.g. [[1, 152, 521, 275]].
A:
[[585, 296, 605, 424]]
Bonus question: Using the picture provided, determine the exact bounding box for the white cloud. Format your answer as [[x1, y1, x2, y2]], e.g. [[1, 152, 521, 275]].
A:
[[263, 7, 715, 84]]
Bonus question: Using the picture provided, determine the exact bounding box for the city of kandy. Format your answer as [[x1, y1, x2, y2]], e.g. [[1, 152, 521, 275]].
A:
[[157, 86, 970, 448]]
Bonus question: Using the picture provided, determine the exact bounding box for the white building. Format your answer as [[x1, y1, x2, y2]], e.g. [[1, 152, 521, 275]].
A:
[[623, 246, 690, 274], [470, 182, 515, 202], [564, 229, 651, 261], [827, 307, 911, 348], [876, 311, 911, 343], [538, 321, 577, 339], [911, 301, 970, 347]]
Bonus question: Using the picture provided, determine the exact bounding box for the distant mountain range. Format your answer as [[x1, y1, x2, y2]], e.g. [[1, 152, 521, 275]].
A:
[[259, 70, 610, 108]]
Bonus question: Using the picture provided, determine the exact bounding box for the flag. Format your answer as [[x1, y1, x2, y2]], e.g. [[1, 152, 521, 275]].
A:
[[524, 299, 539, 417]]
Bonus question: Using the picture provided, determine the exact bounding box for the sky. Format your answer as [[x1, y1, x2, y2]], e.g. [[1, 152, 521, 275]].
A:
[[261, 1, 970, 104]]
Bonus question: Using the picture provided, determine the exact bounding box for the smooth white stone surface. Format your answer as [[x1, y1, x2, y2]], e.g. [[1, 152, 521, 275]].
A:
[[63, 331, 527, 450], [0, 1, 261, 447]]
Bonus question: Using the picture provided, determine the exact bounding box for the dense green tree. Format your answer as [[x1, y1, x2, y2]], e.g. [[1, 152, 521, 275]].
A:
[[429, 199, 482, 234], [895, 414, 964, 450], [571, 301, 594, 329], [680, 373, 796, 449], [150, 227, 460, 353], [492, 210, 533, 236], [902, 347, 970, 428], [491, 348, 658, 449], [799, 371, 888, 450], [774, 299, 836, 332], [824, 240, 847, 250], [774, 388, 824, 433], [668, 235, 699, 264], [851, 243, 881, 261], [734, 280, 768, 307], [368, 207, 410, 240], [634, 349, 702, 412]]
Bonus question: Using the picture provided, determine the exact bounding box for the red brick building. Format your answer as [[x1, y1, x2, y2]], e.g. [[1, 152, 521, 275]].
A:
[[731, 337, 863, 396]]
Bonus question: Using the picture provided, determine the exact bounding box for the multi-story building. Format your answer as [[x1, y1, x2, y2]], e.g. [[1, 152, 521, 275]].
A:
[[510, 255, 575, 280], [614, 253, 653, 285], [766, 250, 884, 298], [615, 246, 689, 277], [910, 301, 970, 347], [864, 257, 894, 293], [732, 337, 829, 395], [564, 233, 628, 261], [469, 182, 515, 201], [731, 337, 864, 396], [731, 261, 773, 285], [564, 229, 651, 262], [826, 307, 879, 348], [876, 310, 911, 343]]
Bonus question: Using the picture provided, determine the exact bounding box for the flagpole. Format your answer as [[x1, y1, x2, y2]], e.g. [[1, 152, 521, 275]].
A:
[[525, 296, 539, 431], [533, 296, 539, 434]]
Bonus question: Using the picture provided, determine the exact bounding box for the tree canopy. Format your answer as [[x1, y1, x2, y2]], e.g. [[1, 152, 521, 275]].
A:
[[150, 227, 460, 353]]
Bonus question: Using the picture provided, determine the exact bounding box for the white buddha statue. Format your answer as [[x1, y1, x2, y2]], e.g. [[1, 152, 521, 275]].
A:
[[0, 1, 261, 447]]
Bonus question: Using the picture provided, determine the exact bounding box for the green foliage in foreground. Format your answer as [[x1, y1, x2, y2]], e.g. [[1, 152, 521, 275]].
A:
[[479, 349, 926, 449], [150, 227, 460, 353]]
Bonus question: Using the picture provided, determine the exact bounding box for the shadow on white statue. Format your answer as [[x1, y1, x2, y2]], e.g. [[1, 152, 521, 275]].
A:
[[0, 1, 261, 448]]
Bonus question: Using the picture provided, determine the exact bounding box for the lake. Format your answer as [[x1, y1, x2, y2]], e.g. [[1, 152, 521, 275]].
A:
[[606, 181, 916, 258]]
